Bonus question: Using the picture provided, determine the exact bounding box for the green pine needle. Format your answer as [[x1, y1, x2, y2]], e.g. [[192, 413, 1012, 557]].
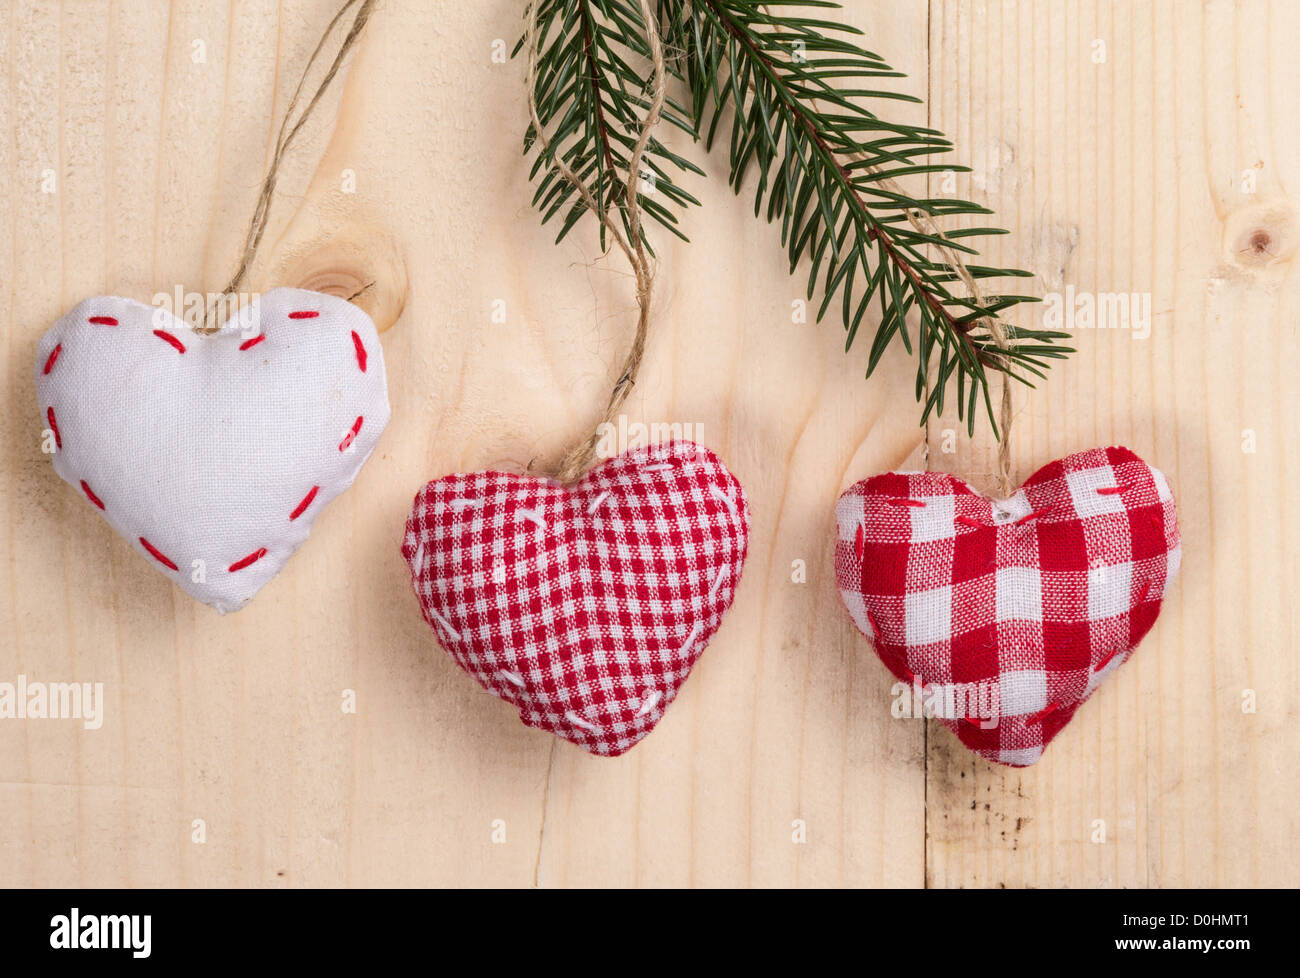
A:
[[519, 0, 1073, 435]]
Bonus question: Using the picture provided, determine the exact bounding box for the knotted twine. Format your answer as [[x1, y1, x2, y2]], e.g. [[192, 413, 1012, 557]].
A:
[[202, 0, 378, 332], [524, 0, 666, 485]]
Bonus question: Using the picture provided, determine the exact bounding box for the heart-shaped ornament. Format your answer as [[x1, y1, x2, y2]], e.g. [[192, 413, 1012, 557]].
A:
[[402, 441, 750, 756], [34, 287, 390, 614], [835, 446, 1180, 766]]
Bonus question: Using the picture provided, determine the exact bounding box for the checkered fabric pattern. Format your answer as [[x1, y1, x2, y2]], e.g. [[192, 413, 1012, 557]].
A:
[[402, 441, 750, 756], [835, 446, 1180, 767]]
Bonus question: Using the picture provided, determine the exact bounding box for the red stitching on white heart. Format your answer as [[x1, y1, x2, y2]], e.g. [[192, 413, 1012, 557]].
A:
[[64, 319, 341, 570], [40, 296, 389, 617], [46, 407, 61, 449], [351, 330, 368, 372], [338, 416, 363, 451], [1096, 485, 1127, 496], [228, 548, 267, 572], [139, 537, 178, 571], [80, 480, 104, 510], [887, 498, 925, 508], [152, 329, 186, 354], [289, 485, 320, 521]]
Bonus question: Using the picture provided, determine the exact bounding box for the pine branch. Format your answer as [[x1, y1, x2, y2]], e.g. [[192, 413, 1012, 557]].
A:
[[519, 0, 1073, 435], [519, 0, 705, 251]]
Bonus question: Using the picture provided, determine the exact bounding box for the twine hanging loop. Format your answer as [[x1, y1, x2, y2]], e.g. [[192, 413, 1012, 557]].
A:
[[524, 0, 666, 484], [201, 0, 378, 332]]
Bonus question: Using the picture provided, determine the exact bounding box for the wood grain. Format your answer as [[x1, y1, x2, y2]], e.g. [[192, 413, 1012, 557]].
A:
[[0, 0, 1294, 888]]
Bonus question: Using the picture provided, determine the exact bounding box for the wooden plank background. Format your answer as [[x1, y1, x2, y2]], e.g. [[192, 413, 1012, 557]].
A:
[[0, 0, 1295, 887]]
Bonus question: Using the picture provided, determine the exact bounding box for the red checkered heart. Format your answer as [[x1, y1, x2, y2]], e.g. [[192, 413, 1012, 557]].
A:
[[401, 441, 750, 756], [835, 447, 1180, 767]]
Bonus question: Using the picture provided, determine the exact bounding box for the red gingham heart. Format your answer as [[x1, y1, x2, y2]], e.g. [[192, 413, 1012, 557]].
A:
[[834, 446, 1180, 767], [401, 441, 750, 756]]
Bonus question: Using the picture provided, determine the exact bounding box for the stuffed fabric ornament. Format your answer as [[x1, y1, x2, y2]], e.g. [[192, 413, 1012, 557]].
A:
[[402, 441, 749, 756], [835, 446, 1180, 767], [34, 287, 390, 614]]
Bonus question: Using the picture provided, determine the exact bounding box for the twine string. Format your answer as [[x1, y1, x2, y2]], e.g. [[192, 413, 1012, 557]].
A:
[[845, 155, 1017, 498], [525, 0, 666, 484], [202, 0, 378, 331]]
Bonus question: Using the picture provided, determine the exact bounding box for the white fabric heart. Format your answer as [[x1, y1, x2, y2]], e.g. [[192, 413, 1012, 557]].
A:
[[34, 287, 390, 614]]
